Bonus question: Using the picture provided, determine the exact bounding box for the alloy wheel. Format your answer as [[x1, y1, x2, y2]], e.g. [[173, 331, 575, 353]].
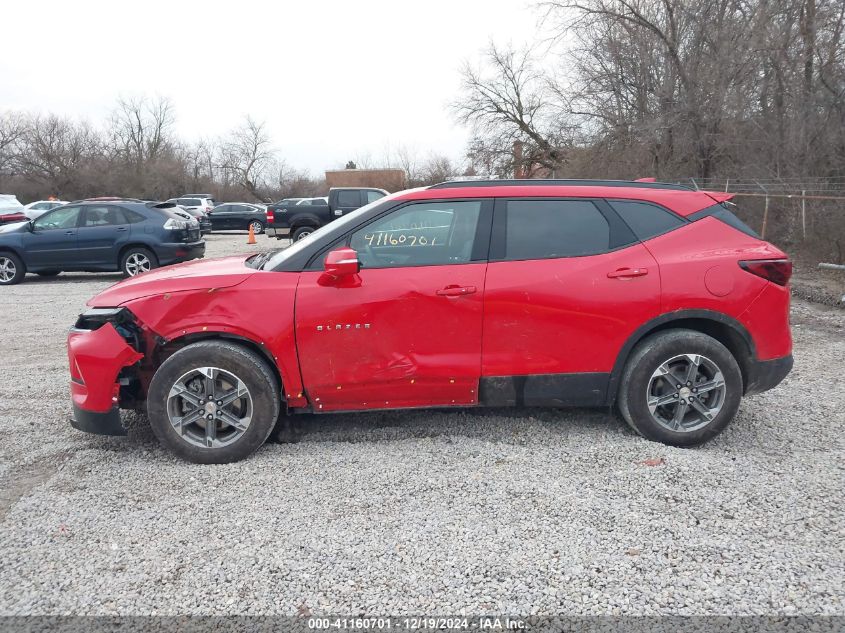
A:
[[295, 229, 313, 241], [125, 253, 151, 276], [250, 221, 263, 234], [646, 353, 727, 432], [166, 366, 253, 449], [0, 256, 16, 282]]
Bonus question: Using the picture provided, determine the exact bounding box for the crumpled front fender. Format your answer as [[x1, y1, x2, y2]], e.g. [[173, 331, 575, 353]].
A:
[[68, 323, 144, 414]]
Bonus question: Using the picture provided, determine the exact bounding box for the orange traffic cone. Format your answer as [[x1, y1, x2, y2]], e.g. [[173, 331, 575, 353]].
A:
[[247, 223, 257, 245]]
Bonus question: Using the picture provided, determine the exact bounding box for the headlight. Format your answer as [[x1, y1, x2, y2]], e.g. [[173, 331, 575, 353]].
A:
[[163, 218, 188, 230]]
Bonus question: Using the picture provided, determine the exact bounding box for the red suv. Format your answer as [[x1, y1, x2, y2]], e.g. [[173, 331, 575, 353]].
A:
[[67, 180, 793, 463]]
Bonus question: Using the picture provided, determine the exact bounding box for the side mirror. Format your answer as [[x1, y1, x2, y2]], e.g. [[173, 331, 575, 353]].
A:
[[324, 247, 360, 277], [27, 221, 35, 232]]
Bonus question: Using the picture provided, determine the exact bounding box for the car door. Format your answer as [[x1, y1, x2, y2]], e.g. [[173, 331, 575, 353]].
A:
[[231, 204, 253, 229], [76, 205, 131, 267], [332, 190, 363, 217], [22, 205, 83, 268], [295, 199, 493, 411], [209, 204, 231, 230], [480, 198, 661, 406]]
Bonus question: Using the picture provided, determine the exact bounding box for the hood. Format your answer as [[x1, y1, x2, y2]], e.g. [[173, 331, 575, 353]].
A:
[[89, 254, 257, 307], [0, 220, 30, 234]]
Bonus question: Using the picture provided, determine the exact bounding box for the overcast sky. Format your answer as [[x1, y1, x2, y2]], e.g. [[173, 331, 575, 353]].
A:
[[2, 0, 544, 174]]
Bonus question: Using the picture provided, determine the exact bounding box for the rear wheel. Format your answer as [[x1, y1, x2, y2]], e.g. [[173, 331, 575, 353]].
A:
[[147, 341, 280, 464], [249, 220, 265, 235], [0, 252, 26, 285], [617, 329, 742, 447], [120, 247, 158, 277], [292, 226, 315, 241]]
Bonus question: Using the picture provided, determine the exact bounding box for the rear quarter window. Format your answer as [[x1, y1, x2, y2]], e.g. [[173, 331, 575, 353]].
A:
[[609, 200, 686, 240], [689, 203, 760, 238]]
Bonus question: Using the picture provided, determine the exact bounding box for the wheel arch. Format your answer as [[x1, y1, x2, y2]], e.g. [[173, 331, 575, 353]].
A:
[[154, 331, 285, 398], [0, 245, 24, 260], [117, 242, 157, 266], [607, 310, 757, 405], [290, 214, 321, 230]]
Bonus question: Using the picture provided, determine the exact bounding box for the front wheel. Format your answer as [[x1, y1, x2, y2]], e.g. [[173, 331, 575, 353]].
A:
[[292, 226, 315, 241], [120, 247, 158, 277], [147, 341, 280, 464], [617, 329, 743, 447], [0, 252, 26, 285], [249, 220, 265, 235]]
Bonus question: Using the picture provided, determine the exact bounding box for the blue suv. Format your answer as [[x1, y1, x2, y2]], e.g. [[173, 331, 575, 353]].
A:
[[0, 199, 205, 285]]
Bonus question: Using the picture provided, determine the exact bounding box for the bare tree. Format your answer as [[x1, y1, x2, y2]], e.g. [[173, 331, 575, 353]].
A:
[[453, 43, 575, 177], [109, 95, 176, 164], [218, 116, 276, 202], [0, 111, 26, 173]]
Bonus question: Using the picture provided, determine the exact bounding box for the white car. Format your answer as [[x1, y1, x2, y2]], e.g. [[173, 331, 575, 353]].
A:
[[167, 197, 215, 215], [23, 200, 69, 220]]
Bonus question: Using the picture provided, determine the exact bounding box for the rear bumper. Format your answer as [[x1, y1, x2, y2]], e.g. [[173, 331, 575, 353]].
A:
[[266, 227, 290, 239], [745, 354, 793, 396], [70, 405, 126, 436], [155, 240, 206, 265]]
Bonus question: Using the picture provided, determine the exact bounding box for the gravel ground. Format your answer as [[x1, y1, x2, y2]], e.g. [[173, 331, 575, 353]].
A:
[[0, 232, 843, 616]]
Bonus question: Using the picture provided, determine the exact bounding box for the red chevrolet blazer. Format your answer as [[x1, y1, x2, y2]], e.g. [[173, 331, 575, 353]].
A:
[[68, 180, 793, 463]]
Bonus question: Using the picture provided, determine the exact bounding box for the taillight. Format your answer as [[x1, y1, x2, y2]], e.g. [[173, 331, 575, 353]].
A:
[[739, 259, 792, 286], [266, 209, 274, 223]]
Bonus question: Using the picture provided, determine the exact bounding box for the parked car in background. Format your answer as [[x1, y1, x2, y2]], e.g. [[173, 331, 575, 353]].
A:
[[175, 205, 212, 234], [266, 187, 387, 241], [23, 200, 69, 220], [66, 179, 793, 463], [181, 193, 217, 206], [167, 197, 215, 215], [208, 203, 267, 233], [0, 195, 27, 225], [0, 199, 204, 285]]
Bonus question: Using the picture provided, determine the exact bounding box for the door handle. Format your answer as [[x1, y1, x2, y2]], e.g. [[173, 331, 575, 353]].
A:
[[436, 285, 477, 297], [116, 227, 128, 232], [607, 267, 649, 279], [64, 230, 75, 235]]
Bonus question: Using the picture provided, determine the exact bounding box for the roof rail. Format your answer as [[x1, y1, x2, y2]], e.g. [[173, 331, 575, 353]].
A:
[[428, 179, 694, 191]]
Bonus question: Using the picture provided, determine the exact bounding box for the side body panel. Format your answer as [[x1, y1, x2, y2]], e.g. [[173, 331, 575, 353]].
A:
[[481, 244, 661, 380], [294, 264, 487, 410], [118, 271, 308, 408], [641, 217, 791, 359]]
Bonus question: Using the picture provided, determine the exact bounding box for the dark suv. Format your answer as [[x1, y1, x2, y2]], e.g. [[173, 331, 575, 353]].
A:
[[0, 199, 204, 285]]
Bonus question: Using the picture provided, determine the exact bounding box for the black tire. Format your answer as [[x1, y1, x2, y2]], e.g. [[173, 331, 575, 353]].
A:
[[292, 226, 315, 241], [617, 329, 743, 447], [36, 270, 61, 277], [120, 247, 158, 278], [0, 252, 26, 285], [248, 220, 265, 235], [147, 341, 281, 464]]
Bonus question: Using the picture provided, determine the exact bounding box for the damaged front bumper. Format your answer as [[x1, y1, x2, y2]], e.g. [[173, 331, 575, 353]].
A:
[[67, 309, 145, 436]]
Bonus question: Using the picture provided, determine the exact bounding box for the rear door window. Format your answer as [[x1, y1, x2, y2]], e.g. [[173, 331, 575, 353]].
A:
[[609, 200, 685, 241], [336, 191, 361, 207], [502, 200, 610, 260], [366, 190, 385, 203]]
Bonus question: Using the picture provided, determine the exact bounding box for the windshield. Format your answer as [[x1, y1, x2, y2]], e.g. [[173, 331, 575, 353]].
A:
[[260, 193, 404, 270]]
